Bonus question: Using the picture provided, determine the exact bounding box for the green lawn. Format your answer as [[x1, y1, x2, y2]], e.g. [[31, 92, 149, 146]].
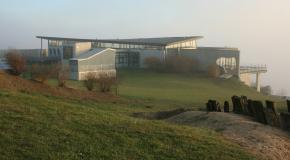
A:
[[2, 69, 285, 159], [0, 91, 258, 160], [48, 69, 284, 110], [118, 70, 278, 107]]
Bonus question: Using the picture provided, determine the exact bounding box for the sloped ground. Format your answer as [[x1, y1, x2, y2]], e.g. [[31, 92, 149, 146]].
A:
[[1, 70, 287, 159], [0, 71, 117, 102], [166, 111, 290, 160]]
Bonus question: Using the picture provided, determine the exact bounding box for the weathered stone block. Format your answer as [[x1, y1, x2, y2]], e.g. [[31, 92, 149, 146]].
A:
[[287, 100, 290, 113], [232, 96, 243, 114], [217, 102, 222, 112], [206, 100, 220, 112], [241, 96, 249, 115], [252, 101, 268, 124], [206, 102, 212, 112], [280, 112, 290, 131], [247, 99, 255, 117], [265, 100, 280, 127], [224, 101, 230, 113]]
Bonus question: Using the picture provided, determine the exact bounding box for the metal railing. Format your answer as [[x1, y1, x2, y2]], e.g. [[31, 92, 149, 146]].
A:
[[240, 65, 267, 74]]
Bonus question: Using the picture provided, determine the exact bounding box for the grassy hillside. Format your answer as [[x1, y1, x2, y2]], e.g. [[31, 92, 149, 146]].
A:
[[1, 70, 284, 159], [0, 90, 258, 160], [117, 69, 283, 110], [48, 69, 281, 110]]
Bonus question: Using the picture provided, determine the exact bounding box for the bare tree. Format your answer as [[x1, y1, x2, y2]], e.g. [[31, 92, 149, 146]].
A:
[[83, 72, 97, 91], [55, 64, 70, 87], [6, 51, 26, 76]]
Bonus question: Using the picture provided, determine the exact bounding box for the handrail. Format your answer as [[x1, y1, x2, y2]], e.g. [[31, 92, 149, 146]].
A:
[[240, 65, 267, 74]]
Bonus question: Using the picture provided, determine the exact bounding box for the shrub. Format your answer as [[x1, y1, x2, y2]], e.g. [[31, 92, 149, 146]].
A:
[[145, 55, 199, 74], [165, 55, 198, 73], [30, 64, 54, 83], [96, 72, 118, 93], [144, 57, 163, 72], [6, 51, 26, 76], [261, 85, 272, 95], [207, 64, 221, 78], [83, 72, 97, 91], [54, 64, 70, 87]]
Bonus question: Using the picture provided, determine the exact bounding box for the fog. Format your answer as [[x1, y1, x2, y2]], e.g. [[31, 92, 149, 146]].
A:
[[0, 0, 289, 95]]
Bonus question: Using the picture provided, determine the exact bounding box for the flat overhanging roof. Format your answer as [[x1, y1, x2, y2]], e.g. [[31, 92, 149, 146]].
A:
[[36, 36, 203, 46]]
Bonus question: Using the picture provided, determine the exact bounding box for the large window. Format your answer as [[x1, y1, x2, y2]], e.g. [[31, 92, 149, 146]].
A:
[[116, 52, 140, 68], [63, 46, 73, 59]]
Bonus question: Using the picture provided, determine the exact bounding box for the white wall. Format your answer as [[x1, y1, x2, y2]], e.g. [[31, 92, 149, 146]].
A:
[[74, 42, 92, 57]]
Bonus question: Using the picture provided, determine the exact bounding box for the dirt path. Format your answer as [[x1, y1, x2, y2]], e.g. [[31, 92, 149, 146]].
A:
[[166, 111, 290, 160]]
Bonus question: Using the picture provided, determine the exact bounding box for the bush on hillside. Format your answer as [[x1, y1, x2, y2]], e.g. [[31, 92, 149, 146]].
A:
[[207, 64, 221, 78], [165, 55, 199, 73], [51, 63, 70, 87], [30, 64, 55, 83], [144, 57, 163, 72], [261, 85, 272, 95], [83, 72, 97, 91], [96, 72, 118, 93], [6, 51, 26, 76], [144, 55, 199, 74]]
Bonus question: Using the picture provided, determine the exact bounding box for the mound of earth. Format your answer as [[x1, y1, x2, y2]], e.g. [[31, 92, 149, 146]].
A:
[[0, 71, 117, 101], [166, 111, 290, 160]]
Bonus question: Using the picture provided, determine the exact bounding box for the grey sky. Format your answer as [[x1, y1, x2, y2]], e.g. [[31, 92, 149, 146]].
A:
[[0, 0, 289, 95]]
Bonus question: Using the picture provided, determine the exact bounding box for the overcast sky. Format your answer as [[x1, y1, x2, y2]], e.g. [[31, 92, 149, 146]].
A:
[[0, 0, 289, 95]]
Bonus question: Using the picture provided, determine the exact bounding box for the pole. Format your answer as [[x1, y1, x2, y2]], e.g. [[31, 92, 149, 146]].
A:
[[256, 72, 261, 92], [40, 38, 43, 56]]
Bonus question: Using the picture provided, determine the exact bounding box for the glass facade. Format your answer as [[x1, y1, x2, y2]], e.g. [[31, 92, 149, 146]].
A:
[[166, 40, 196, 49], [116, 52, 140, 68], [92, 42, 163, 50]]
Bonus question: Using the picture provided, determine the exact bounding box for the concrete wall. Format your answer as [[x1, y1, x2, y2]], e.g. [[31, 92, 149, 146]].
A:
[[240, 73, 252, 86], [70, 49, 116, 80], [74, 42, 92, 57]]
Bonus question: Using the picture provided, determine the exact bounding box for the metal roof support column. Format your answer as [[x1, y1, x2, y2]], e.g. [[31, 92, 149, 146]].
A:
[[256, 72, 261, 92], [163, 47, 167, 62], [40, 38, 43, 57]]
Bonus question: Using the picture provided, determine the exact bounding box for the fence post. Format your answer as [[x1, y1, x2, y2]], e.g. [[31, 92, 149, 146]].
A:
[[287, 100, 290, 113], [265, 100, 280, 127], [252, 101, 268, 124], [224, 101, 230, 113]]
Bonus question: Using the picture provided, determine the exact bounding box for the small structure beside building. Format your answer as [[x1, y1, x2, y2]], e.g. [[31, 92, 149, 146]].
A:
[[70, 48, 116, 80]]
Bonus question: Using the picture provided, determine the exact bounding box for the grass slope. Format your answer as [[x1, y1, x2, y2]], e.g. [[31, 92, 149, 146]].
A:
[[118, 69, 283, 110], [0, 91, 257, 160], [1, 69, 282, 159]]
